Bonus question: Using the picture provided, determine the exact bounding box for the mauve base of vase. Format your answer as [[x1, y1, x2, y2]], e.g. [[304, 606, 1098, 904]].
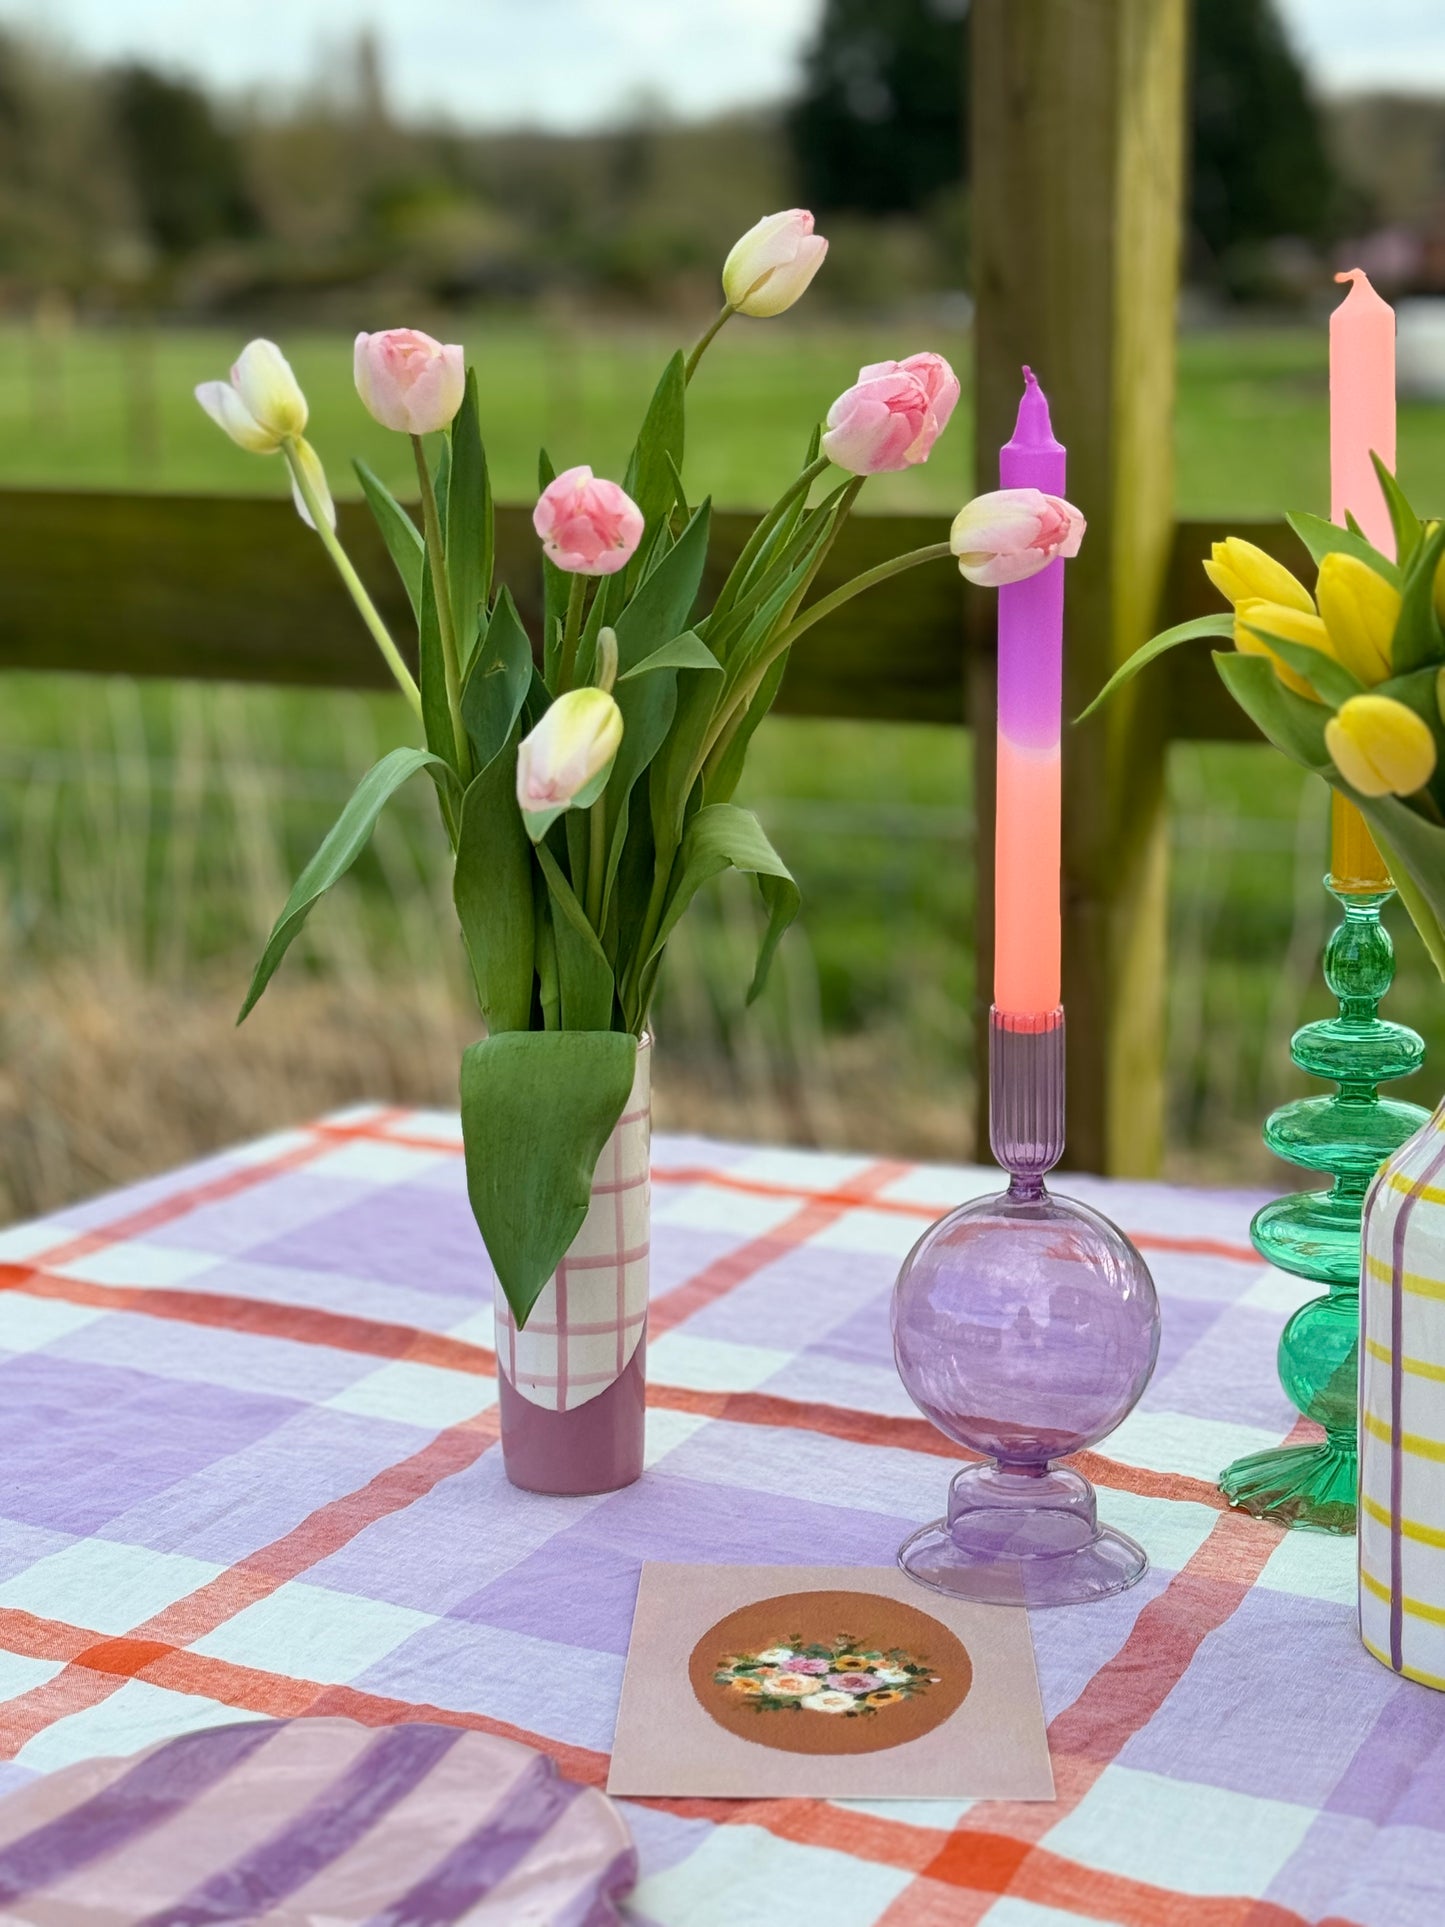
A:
[[497, 1339, 647, 1495]]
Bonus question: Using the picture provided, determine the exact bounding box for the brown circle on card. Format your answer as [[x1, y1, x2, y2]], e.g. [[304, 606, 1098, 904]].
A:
[[688, 1588, 972, 1754]]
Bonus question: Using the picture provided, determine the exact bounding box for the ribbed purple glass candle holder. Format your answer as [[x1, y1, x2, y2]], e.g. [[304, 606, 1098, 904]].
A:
[[891, 1009, 1161, 1607]]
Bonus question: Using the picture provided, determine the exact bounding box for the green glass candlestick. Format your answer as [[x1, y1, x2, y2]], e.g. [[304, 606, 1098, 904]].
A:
[[1220, 862, 1427, 1533]]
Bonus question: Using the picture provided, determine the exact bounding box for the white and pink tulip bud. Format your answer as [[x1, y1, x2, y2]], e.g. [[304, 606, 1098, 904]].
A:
[[533, 467, 644, 577], [516, 687, 625, 839], [821, 352, 960, 475], [353, 328, 466, 436], [195, 338, 308, 453], [722, 209, 828, 318], [949, 487, 1086, 586]]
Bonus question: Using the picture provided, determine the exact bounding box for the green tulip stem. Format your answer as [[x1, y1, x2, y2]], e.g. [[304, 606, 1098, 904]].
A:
[[558, 575, 589, 692], [773, 540, 955, 652], [720, 453, 833, 608], [684, 304, 735, 384], [411, 434, 471, 779], [282, 442, 424, 726]]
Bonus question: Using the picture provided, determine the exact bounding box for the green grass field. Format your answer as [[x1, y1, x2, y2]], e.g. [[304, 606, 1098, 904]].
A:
[[2, 313, 1444, 1214]]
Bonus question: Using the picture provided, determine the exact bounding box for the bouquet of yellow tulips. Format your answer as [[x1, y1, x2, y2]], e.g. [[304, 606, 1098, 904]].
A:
[[1088, 461, 1445, 976]]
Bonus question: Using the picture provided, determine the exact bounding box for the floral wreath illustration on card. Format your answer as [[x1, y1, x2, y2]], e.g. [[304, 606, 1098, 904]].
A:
[[688, 1589, 973, 1755]]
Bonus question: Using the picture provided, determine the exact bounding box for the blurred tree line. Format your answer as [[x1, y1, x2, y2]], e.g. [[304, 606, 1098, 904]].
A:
[[0, 3, 1408, 322], [791, 0, 1353, 300]]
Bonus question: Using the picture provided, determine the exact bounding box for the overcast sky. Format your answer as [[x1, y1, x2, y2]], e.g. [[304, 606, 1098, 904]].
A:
[[0, 0, 1441, 129]]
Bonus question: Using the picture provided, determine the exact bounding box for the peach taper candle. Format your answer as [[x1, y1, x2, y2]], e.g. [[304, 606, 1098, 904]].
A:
[[1329, 268, 1395, 892]]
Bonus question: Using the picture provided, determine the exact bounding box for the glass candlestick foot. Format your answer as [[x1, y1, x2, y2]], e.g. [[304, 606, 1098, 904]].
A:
[[898, 1462, 1149, 1607], [1217, 1434, 1357, 1535]]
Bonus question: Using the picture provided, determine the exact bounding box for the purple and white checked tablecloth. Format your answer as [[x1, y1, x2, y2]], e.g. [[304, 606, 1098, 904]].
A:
[[0, 1102, 1442, 1926]]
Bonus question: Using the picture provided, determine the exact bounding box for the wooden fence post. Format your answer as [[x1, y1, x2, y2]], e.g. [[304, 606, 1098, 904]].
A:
[[971, 0, 1187, 1175]]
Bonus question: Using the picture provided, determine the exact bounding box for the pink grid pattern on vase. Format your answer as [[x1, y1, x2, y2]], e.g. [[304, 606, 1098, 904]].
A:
[[494, 1043, 651, 1413]]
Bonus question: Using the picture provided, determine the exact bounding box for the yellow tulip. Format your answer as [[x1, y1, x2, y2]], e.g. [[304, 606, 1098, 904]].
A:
[[1236, 599, 1337, 703], [1325, 695, 1437, 798], [1316, 552, 1399, 685], [1204, 538, 1314, 614]]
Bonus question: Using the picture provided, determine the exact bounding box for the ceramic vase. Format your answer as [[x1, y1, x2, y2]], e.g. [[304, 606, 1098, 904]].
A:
[[494, 1038, 650, 1495], [1359, 1096, 1445, 1689]]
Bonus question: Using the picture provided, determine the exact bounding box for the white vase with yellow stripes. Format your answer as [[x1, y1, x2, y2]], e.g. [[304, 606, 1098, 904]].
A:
[[1360, 1099, 1445, 1690]]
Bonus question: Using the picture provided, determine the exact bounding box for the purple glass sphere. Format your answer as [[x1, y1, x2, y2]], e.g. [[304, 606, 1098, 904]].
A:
[[892, 1180, 1160, 1606]]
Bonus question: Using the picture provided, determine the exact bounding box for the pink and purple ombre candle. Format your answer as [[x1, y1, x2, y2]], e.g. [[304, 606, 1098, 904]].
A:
[[994, 367, 1065, 1027]]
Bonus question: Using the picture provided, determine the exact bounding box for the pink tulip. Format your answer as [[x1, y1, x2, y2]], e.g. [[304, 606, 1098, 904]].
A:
[[516, 687, 624, 836], [533, 466, 645, 577], [949, 488, 1086, 587], [354, 328, 465, 435], [722, 209, 829, 317], [821, 352, 960, 475]]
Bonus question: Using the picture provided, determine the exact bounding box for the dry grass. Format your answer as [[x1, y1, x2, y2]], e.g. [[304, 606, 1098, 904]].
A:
[[0, 958, 976, 1224]]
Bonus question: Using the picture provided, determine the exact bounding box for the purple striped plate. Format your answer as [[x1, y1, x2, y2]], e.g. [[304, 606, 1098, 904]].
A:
[[0, 1718, 637, 1923]]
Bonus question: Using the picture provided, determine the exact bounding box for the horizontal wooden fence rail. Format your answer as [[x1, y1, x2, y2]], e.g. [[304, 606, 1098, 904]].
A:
[[0, 487, 1279, 739]]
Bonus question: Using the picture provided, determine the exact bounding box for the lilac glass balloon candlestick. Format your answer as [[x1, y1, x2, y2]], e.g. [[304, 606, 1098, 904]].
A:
[[891, 368, 1161, 1608], [892, 1013, 1161, 1605]]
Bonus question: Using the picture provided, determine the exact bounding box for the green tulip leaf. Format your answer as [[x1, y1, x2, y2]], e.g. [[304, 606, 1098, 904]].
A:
[[534, 840, 616, 1030], [1286, 511, 1401, 589], [666, 452, 691, 520], [1349, 797, 1445, 981], [1371, 452, 1423, 564], [461, 585, 533, 771], [537, 446, 568, 685], [460, 1029, 638, 1327], [626, 350, 687, 535], [432, 434, 451, 532], [704, 649, 790, 807], [617, 631, 720, 681], [239, 747, 447, 1022], [613, 502, 712, 671], [1242, 624, 1364, 707], [1212, 649, 1331, 768], [446, 368, 492, 672], [1391, 517, 1445, 675], [646, 802, 799, 1003], [353, 460, 424, 620], [1375, 664, 1442, 733], [603, 637, 722, 919], [1075, 615, 1235, 724], [417, 557, 459, 775], [453, 730, 534, 1033]]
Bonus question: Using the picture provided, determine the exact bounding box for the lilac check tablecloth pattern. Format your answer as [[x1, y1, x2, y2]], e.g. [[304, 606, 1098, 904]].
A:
[[0, 1103, 1442, 1927]]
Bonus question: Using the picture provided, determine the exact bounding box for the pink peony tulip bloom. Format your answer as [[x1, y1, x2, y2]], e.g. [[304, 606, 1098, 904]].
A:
[[533, 466, 645, 576], [722, 209, 829, 318], [354, 328, 465, 435], [950, 487, 1086, 586], [821, 352, 960, 474]]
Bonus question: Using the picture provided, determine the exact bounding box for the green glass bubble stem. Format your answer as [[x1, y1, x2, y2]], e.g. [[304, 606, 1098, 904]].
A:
[[1220, 869, 1427, 1534]]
